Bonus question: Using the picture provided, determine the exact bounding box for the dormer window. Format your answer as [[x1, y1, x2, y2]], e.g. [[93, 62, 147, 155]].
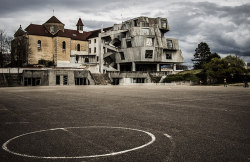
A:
[[37, 40, 41, 49], [50, 26, 54, 33]]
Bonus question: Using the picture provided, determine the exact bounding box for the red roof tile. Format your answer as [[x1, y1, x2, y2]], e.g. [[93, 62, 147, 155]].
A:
[[45, 16, 63, 24], [25, 23, 112, 41], [25, 24, 53, 37]]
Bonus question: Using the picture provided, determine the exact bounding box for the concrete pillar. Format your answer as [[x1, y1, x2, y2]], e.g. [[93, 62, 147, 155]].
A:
[[173, 64, 176, 71], [132, 62, 136, 71], [157, 64, 160, 72], [117, 63, 120, 71]]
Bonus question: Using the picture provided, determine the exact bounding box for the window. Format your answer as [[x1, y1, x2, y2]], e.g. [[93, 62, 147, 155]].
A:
[[50, 26, 54, 33], [146, 38, 153, 46], [77, 44, 80, 51], [75, 78, 88, 85], [89, 40, 91, 44], [85, 57, 89, 63], [126, 39, 132, 48], [37, 40, 41, 49], [166, 52, 172, 59], [56, 75, 60, 85], [89, 48, 91, 53], [24, 78, 41, 86], [141, 28, 150, 35], [134, 19, 139, 27], [167, 40, 173, 49], [120, 52, 125, 60], [145, 50, 153, 58], [161, 20, 167, 28], [94, 39, 96, 43], [133, 78, 145, 83], [96, 56, 99, 62], [62, 41, 66, 50], [76, 55, 79, 63], [94, 47, 96, 53], [63, 75, 68, 85]]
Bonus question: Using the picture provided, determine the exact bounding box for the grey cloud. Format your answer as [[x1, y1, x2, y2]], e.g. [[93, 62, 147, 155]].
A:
[[166, 1, 250, 59]]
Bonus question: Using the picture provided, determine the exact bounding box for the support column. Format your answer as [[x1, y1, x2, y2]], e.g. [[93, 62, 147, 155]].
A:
[[157, 64, 160, 72], [173, 64, 176, 71], [132, 62, 136, 72], [117, 63, 120, 71]]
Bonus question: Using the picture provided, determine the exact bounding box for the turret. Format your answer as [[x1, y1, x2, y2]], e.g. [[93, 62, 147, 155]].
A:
[[76, 18, 84, 33]]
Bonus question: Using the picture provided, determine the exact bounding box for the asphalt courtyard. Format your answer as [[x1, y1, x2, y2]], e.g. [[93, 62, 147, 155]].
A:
[[0, 85, 249, 162]]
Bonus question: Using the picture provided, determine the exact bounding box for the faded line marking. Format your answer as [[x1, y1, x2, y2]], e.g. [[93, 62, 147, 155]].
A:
[[4, 122, 29, 125], [2, 126, 156, 159], [164, 133, 175, 162], [60, 128, 82, 138]]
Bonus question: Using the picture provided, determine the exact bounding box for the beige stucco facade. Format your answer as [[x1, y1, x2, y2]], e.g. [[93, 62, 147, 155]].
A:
[[27, 35, 88, 65]]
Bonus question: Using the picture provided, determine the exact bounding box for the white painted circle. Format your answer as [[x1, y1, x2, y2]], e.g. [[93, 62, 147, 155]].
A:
[[2, 126, 156, 159]]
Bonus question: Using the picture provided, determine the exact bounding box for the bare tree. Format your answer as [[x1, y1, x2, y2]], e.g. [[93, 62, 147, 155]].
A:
[[0, 29, 13, 67]]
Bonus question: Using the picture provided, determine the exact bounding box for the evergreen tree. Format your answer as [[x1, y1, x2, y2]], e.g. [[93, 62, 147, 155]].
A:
[[192, 42, 211, 69]]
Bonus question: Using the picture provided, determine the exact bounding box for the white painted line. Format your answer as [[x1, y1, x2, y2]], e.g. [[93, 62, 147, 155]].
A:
[[164, 133, 172, 140], [2, 126, 156, 159]]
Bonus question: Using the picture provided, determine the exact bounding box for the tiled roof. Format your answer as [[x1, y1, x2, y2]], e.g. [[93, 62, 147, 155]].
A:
[[25, 24, 53, 37], [76, 18, 84, 26], [45, 16, 63, 24], [14, 25, 26, 37], [25, 24, 112, 41]]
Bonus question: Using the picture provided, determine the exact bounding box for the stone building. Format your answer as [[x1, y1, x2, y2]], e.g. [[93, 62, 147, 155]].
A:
[[11, 16, 99, 72]]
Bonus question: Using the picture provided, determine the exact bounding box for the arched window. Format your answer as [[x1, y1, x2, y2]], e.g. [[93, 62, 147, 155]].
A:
[[62, 41, 66, 50], [77, 44, 80, 51], [37, 40, 41, 49], [85, 58, 89, 63]]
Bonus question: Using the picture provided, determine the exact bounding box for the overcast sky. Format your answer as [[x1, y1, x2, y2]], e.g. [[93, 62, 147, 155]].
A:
[[0, 0, 250, 65]]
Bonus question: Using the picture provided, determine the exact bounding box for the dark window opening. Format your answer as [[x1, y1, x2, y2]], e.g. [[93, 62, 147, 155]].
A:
[[56, 75, 60, 85], [145, 50, 153, 58], [85, 57, 89, 63], [120, 52, 125, 60], [76, 55, 79, 63], [77, 44, 80, 51], [112, 78, 120, 85], [75, 78, 88, 85], [94, 39, 96, 43], [94, 47, 96, 53], [133, 78, 145, 83], [134, 19, 139, 27], [96, 56, 99, 62], [126, 39, 132, 48], [24, 78, 41, 86], [62, 41, 66, 50], [89, 40, 91, 44], [63, 75, 68, 85], [166, 52, 172, 59], [37, 40, 41, 49]]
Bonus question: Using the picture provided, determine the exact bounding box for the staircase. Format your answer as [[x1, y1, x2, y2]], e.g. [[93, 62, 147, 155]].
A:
[[91, 73, 112, 85]]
